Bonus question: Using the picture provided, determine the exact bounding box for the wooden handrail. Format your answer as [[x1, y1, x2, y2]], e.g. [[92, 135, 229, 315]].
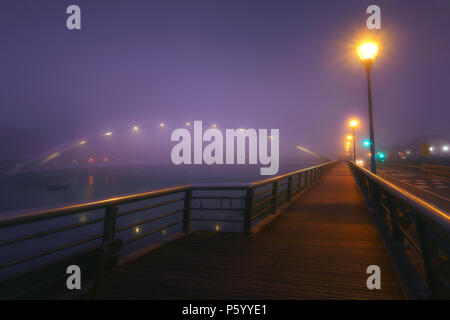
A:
[[349, 162, 450, 298]]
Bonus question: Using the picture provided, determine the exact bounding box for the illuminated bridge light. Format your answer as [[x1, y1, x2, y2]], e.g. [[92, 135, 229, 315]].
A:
[[211, 124, 217, 128], [40, 152, 60, 165], [159, 123, 165, 127], [133, 126, 139, 131], [104, 131, 112, 136], [79, 140, 87, 145], [135, 226, 141, 234], [186, 122, 191, 126], [357, 42, 378, 61]]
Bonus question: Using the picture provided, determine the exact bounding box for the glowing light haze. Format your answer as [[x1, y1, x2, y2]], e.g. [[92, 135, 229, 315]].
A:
[[0, 0, 449, 164]]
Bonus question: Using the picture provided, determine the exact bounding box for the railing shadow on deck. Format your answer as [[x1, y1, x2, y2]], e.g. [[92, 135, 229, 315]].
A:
[[0, 161, 337, 299], [349, 162, 450, 299]]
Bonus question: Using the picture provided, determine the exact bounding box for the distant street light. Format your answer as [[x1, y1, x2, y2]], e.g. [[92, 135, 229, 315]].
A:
[[358, 42, 378, 173], [349, 120, 358, 162]]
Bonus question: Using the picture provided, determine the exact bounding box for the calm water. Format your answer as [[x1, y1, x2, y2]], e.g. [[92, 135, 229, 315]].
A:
[[0, 162, 318, 215]]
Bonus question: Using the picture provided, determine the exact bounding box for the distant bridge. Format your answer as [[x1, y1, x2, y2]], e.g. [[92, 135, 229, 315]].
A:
[[0, 162, 449, 299]]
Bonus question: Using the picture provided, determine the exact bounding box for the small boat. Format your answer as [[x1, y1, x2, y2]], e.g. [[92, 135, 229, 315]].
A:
[[46, 182, 70, 191]]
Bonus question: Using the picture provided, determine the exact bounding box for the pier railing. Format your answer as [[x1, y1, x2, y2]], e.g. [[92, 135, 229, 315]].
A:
[[0, 161, 337, 288], [349, 162, 450, 299]]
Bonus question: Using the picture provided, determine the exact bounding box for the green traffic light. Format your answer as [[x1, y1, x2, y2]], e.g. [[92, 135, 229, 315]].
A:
[[363, 139, 371, 147]]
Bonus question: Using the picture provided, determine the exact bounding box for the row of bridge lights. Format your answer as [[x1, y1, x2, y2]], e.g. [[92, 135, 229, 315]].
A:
[[345, 120, 358, 161], [75, 123, 246, 146], [72, 122, 243, 165], [345, 119, 385, 163]]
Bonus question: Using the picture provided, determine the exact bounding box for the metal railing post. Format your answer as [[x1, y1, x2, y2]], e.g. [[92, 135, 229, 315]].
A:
[[103, 206, 117, 243], [183, 188, 192, 233], [416, 219, 439, 298], [386, 194, 403, 242], [271, 181, 279, 214], [297, 173, 302, 193], [308, 170, 312, 187], [244, 188, 254, 235], [287, 177, 292, 202]]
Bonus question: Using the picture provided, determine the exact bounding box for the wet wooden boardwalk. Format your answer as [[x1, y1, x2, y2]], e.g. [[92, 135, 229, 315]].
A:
[[102, 163, 405, 299]]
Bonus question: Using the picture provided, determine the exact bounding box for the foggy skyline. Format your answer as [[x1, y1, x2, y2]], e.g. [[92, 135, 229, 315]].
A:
[[1, 0, 449, 162]]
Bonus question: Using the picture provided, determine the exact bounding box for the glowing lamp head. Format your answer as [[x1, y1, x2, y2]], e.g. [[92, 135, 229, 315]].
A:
[[133, 126, 139, 131], [349, 120, 358, 128], [159, 123, 165, 127], [347, 135, 352, 140], [357, 42, 378, 61]]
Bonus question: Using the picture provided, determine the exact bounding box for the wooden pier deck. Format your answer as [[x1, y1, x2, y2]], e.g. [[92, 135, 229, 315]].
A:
[[101, 163, 405, 299]]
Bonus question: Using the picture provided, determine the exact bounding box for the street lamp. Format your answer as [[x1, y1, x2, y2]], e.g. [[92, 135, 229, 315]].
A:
[[358, 42, 378, 173], [349, 120, 358, 162]]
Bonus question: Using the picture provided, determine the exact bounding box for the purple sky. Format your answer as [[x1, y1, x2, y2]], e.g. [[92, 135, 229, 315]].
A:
[[1, 0, 449, 161]]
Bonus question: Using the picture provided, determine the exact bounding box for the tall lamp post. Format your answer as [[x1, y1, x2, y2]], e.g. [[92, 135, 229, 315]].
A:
[[349, 120, 358, 162], [357, 42, 378, 173]]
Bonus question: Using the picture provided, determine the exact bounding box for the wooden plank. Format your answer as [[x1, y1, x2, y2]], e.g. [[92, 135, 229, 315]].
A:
[[101, 163, 404, 299]]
